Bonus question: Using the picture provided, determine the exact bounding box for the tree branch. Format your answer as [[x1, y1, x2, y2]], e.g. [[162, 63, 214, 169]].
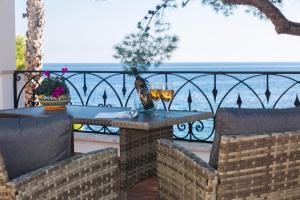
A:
[[223, 0, 300, 36], [182, 0, 191, 7]]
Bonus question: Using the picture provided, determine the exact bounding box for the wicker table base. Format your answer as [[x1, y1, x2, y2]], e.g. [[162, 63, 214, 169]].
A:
[[119, 126, 173, 199]]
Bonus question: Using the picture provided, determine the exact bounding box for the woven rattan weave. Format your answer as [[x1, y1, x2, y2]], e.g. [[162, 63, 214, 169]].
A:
[[157, 131, 300, 200], [119, 126, 173, 199], [0, 106, 213, 199], [0, 148, 119, 200]]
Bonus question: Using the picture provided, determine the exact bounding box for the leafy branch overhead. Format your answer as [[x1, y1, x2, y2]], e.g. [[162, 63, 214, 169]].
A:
[[114, 1, 179, 72], [223, 0, 300, 35], [114, 0, 299, 72], [141, 0, 299, 36], [114, 33, 178, 71]]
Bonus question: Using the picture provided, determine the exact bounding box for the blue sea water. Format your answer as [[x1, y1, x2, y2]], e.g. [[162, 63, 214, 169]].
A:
[[42, 62, 300, 141], [44, 62, 300, 72]]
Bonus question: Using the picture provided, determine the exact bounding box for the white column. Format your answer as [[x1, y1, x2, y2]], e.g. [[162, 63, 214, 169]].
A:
[[0, 0, 15, 109]]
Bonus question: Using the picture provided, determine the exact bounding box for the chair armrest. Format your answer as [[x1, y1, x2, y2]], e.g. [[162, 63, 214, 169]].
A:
[[156, 139, 218, 200], [8, 148, 119, 200], [0, 152, 15, 199]]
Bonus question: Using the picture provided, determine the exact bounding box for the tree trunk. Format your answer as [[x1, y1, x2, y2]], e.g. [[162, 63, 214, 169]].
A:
[[223, 0, 300, 36], [25, 0, 45, 107]]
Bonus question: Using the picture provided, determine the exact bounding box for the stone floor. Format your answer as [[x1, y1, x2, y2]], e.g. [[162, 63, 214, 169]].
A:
[[128, 178, 159, 200]]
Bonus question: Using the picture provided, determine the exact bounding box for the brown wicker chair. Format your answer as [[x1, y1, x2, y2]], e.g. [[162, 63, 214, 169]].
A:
[[0, 148, 119, 200], [157, 130, 300, 200]]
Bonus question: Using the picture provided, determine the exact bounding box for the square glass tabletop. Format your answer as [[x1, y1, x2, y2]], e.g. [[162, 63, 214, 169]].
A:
[[0, 106, 213, 130]]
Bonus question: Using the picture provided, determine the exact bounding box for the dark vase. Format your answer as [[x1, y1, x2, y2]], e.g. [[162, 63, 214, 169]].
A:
[[133, 68, 154, 111]]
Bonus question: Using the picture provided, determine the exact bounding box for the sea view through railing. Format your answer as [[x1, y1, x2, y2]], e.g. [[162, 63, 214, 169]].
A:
[[14, 62, 300, 142]]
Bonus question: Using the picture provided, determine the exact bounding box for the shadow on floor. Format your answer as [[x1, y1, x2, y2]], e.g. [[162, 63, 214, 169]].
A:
[[127, 178, 159, 200]]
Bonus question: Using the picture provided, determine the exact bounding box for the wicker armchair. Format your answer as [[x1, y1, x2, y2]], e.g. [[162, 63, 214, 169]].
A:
[[157, 130, 300, 200], [0, 148, 119, 200]]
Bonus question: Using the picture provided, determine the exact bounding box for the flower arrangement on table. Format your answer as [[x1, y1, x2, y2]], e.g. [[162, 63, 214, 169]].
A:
[[36, 67, 70, 110]]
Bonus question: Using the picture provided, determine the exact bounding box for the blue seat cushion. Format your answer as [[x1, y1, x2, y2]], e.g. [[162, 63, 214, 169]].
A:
[[0, 114, 73, 179], [209, 108, 300, 169]]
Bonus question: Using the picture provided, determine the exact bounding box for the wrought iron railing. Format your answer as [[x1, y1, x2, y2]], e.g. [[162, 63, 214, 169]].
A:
[[13, 70, 300, 143]]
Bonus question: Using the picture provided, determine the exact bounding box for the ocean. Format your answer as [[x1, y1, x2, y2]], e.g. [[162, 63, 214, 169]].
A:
[[42, 62, 300, 141], [44, 62, 300, 72]]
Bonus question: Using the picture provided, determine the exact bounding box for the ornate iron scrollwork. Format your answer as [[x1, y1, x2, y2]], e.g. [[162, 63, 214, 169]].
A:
[[13, 70, 300, 142]]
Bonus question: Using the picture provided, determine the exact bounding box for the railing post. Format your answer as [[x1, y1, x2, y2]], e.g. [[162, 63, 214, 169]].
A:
[[13, 71, 18, 108]]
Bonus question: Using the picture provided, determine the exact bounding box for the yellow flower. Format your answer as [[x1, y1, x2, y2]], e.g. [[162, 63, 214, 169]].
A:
[[38, 95, 45, 100], [73, 124, 82, 130]]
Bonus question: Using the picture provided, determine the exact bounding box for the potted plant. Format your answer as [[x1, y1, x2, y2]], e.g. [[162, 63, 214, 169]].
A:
[[36, 67, 70, 111]]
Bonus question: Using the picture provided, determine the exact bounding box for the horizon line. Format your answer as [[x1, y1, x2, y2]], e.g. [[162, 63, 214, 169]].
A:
[[43, 61, 300, 65]]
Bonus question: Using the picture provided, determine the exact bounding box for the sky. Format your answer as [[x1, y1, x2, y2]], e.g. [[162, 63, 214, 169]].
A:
[[15, 0, 300, 63]]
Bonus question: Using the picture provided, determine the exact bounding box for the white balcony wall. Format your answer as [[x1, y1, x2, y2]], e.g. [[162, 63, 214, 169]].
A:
[[0, 0, 15, 109]]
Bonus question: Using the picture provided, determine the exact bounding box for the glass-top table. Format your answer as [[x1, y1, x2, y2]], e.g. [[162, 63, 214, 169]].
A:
[[0, 105, 213, 130], [0, 105, 213, 198]]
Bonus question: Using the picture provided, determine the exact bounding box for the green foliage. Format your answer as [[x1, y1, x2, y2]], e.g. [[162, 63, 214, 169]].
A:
[[35, 76, 70, 97], [114, 33, 178, 72], [16, 35, 26, 70], [114, 0, 286, 72], [158, 0, 283, 17], [114, 0, 179, 72]]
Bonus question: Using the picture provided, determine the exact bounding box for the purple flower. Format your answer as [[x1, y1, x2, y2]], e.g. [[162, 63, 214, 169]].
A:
[[43, 70, 50, 77], [52, 92, 59, 98], [52, 86, 65, 98], [62, 67, 68, 75]]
